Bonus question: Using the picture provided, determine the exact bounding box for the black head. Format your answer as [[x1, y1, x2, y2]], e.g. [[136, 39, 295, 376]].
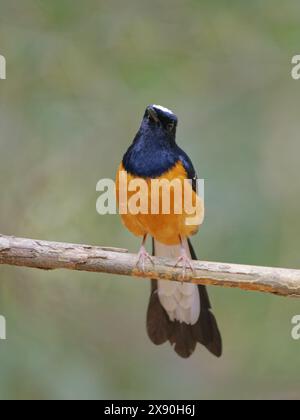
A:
[[142, 104, 178, 138], [123, 104, 180, 177]]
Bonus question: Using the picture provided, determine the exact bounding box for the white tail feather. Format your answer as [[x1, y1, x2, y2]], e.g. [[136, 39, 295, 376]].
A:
[[154, 239, 200, 325]]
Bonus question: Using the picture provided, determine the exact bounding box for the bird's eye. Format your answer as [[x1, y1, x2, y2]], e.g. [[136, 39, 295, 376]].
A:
[[167, 122, 175, 131]]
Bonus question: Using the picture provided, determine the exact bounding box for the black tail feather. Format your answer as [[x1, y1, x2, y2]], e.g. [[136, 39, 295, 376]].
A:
[[146, 239, 222, 358], [147, 281, 170, 346]]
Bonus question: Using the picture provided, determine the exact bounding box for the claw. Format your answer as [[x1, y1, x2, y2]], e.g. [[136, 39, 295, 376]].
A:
[[136, 246, 154, 272], [175, 250, 195, 281]]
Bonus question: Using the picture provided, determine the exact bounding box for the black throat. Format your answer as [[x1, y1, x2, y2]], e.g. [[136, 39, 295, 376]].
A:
[[122, 124, 178, 178]]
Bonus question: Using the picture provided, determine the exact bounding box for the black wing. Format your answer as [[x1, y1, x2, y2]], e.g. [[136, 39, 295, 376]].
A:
[[175, 146, 198, 192]]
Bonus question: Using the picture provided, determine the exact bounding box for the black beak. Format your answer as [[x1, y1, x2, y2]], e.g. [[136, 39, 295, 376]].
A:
[[147, 106, 160, 123]]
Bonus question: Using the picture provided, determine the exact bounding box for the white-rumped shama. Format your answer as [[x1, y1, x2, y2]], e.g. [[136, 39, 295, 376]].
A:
[[116, 105, 222, 358]]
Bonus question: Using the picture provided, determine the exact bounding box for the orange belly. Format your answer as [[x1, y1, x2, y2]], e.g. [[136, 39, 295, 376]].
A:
[[116, 162, 204, 246]]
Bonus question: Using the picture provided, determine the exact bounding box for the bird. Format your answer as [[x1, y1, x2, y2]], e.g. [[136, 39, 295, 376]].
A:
[[116, 104, 222, 358]]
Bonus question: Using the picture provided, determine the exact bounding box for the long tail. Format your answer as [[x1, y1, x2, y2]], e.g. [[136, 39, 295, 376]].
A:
[[147, 239, 222, 358]]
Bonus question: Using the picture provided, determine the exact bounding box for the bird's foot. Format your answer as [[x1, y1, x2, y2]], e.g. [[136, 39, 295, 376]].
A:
[[175, 251, 195, 281], [136, 246, 154, 272]]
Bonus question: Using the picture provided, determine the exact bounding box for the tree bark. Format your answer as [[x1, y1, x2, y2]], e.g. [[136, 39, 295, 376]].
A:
[[0, 234, 300, 297]]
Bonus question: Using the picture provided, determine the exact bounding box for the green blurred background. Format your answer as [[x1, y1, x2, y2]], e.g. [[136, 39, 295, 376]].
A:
[[0, 0, 300, 400]]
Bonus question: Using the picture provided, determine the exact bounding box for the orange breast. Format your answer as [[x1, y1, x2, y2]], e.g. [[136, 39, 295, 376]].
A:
[[116, 162, 204, 246]]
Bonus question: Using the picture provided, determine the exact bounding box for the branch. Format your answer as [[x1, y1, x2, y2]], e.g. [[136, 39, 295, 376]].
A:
[[0, 234, 300, 298]]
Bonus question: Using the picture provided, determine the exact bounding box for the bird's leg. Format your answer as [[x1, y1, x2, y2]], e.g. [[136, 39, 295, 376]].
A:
[[175, 236, 195, 280], [136, 235, 154, 272]]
